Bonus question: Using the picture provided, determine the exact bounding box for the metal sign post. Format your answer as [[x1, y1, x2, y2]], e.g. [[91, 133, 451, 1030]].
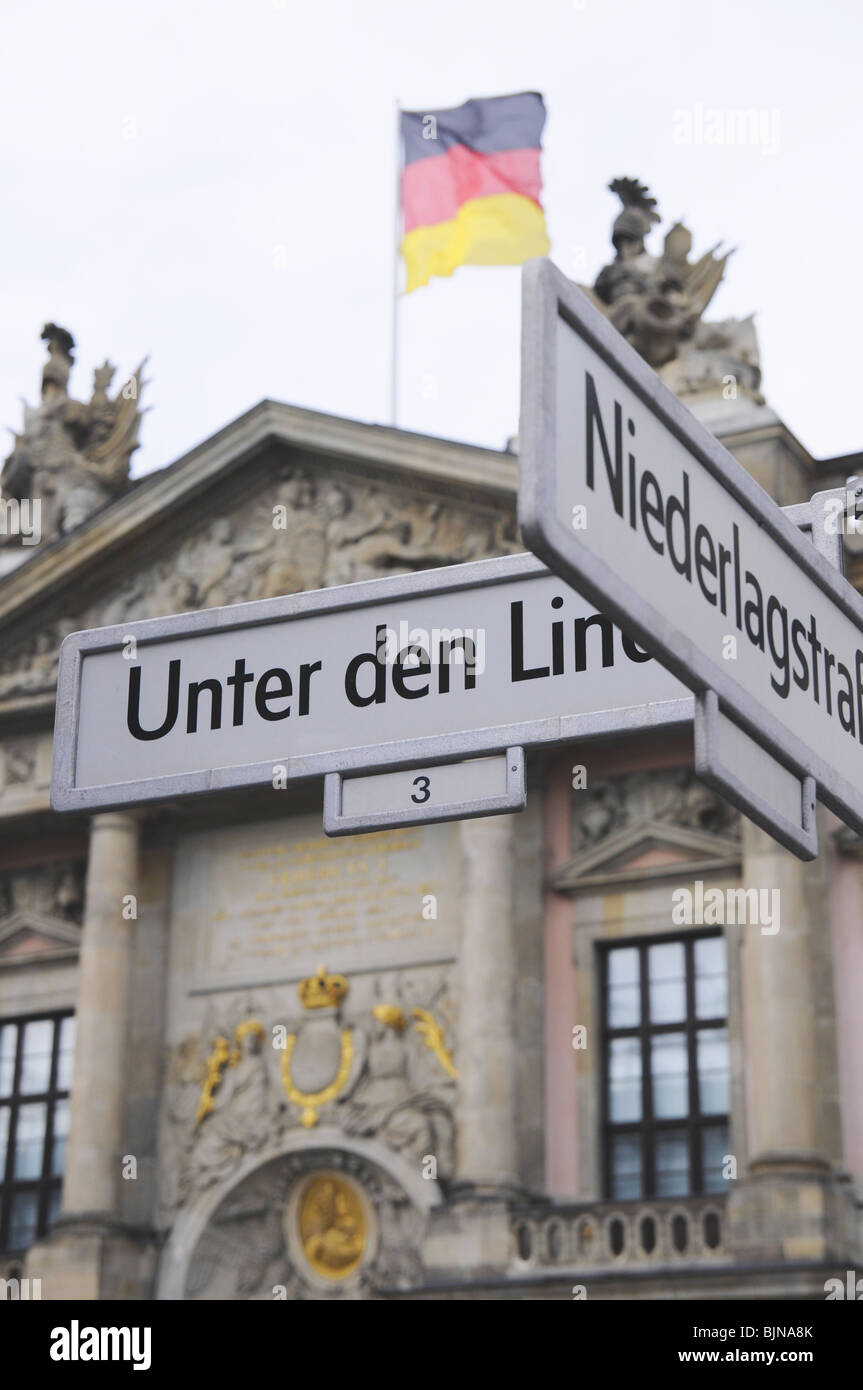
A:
[[519, 255, 863, 858]]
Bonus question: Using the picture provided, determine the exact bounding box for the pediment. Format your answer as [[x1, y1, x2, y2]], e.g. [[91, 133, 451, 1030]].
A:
[[0, 403, 515, 636], [0, 910, 81, 967], [0, 406, 518, 718], [550, 818, 741, 894]]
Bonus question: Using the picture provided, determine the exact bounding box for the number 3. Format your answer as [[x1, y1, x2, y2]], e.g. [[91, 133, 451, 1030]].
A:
[[411, 775, 430, 804]]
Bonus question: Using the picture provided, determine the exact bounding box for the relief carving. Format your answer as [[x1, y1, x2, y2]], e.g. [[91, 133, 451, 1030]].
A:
[[158, 965, 456, 1223], [23, 467, 517, 659], [0, 622, 77, 703], [0, 738, 37, 788], [338, 968, 457, 1177], [571, 768, 740, 852], [184, 1148, 425, 1300], [160, 995, 282, 1214], [0, 861, 85, 925]]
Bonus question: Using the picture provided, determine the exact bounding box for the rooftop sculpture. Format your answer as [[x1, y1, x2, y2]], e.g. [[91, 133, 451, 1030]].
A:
[[1, 324, 147, 546], [584, 178, 763, 402]]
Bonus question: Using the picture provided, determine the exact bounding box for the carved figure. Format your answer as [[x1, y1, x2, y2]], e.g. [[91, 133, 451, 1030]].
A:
[[1, 323, 146, 543], [582, 178, 761, 400]]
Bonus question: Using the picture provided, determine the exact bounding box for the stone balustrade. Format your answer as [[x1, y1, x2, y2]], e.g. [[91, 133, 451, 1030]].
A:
[[510, 1195, 729, 1274]]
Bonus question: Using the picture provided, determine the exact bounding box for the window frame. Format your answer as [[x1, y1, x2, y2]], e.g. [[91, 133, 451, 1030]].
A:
[[0, 1009, 74, 1253], [599, 929, 729, 1201]]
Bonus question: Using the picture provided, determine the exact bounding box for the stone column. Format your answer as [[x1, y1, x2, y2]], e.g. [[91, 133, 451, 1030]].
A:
[[740, 820, 818, 1162], [544, 758, 579, 1196], [27, 812, 144, 1299], [455, 813, 518, 1190], [829, 836, 863, 1194], [728, 818, 854, 1263], [62, 812, 140, 1215]]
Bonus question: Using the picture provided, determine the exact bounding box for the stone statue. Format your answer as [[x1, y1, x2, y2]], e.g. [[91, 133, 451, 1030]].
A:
[[583, 178, 762, 401], [1, 323, 146, 546]]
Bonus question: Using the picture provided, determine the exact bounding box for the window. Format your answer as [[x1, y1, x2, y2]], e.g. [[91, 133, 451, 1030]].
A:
[[0, 1012, 75, 1251], [601, 934, 729, 1200]]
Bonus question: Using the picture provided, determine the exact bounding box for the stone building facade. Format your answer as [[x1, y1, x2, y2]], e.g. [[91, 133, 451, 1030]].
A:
[[1, 191, 862, 1299]]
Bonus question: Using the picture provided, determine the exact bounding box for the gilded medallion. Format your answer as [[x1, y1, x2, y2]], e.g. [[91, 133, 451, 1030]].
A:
[[298, 1175, 366, 1281]]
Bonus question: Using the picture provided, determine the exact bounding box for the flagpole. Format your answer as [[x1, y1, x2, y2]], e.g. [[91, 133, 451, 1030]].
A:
[[391, 98, 402, 427]]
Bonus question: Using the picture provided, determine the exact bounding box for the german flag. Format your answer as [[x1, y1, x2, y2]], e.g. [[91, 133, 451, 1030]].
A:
[[400, 92, 550, 293]]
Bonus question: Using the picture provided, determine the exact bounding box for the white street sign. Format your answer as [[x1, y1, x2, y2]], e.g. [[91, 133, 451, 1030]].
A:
[[519, 258, 863, 855], [52, 552, 692, 814], [322, 748, 526, 836]]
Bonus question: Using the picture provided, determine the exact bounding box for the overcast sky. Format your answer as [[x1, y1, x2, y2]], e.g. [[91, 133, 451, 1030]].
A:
[[2, 0, 860, 481]]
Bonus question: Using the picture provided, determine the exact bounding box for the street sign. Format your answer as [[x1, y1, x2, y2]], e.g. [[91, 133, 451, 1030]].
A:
[[519, 256, 863, 856], [51, 552, 693, 815], [694, 691, 818, 858], [322, 747, 526, 836]]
